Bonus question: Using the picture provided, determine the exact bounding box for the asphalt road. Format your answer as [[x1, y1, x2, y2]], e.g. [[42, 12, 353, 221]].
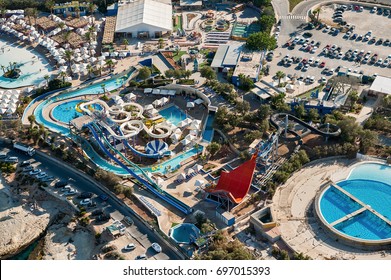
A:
[[0, 143, 180, 260]]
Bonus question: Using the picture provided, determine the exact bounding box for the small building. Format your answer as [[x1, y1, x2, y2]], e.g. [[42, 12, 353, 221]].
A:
[[232, 50, 263, 85], [215, 207, 235, 226], [115, 0, 172, 38], [250, 207, 281, 243], [251, 83, 277, 102], [180, 0, 203, 10], [367, 75, 391, 97], [210, 44, 242, 72]]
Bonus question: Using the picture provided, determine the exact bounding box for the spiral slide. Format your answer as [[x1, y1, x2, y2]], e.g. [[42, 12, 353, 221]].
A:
[[86, 123, 192, 215]]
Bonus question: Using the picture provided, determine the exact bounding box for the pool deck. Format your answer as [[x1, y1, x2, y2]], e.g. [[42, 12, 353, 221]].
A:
[[272, 157, 391, 260]]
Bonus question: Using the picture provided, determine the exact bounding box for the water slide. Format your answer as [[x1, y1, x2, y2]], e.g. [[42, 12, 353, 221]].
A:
[[270, 113, 341, 141], [86, 123, 192, 215]]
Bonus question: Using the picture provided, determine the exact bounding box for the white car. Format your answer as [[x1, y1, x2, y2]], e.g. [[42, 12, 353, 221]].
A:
[[124, 243, 136, 251], [29, 169, 41, 175], [151, 242, 162, 253], [36, 172, 47, 179], [80, 198, 92, 206], [41, 176, 55, 182], [64, 189, 77, 196]]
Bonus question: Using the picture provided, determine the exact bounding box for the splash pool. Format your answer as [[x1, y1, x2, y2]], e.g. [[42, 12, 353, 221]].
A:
[[169, 223, 200, 244], [317, 163, 391, 244], [159, 105, 187, 126], [0, 39, 52, 88], [52, 100, 102, 123]]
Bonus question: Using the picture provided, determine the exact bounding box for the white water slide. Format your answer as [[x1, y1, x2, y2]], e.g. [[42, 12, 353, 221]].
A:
[[79, 99, 172, 139]]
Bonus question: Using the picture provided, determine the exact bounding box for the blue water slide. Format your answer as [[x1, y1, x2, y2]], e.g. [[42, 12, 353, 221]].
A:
[[86, 124, 192, 215], [118, 127, 169, 159]]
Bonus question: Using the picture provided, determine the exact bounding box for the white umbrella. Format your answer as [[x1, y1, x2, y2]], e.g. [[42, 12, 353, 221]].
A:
[[286, 84, 295, 90], [194, 179, 205, 187], [125, 92, 136, 101], [186, 168, 195, 175], [194, 98, 204, 105], [149, 108, 159, 115], [144, 104, 154, 111], [58, 58, 66, 65], [110, 51, 118, 57], [186, 101, 195, 108], [189, 129, 198, 136], [0, 108, 6, 114], [156, 177, 164, 187], [185, 134, 196, 141], [152, 99, 162, 107], [177, 173, 186, 181], [193, 164, 203, 172], [102, 52, 110, 57], [119, 52, 126, 58], [90, 57, 97, 63], [59, 65, 68, 72], [98, 55, 105, 61], [97, 60, 106, 66], [181, 138, 191, 146], [160, 97, 169, 104], [170, 133, 180, 143]]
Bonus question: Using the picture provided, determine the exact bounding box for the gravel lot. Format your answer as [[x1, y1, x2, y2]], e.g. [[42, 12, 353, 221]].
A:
[[270, 4, 391, 82]]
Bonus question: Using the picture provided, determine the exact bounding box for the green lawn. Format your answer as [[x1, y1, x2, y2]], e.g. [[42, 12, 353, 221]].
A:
[[173, 50, 186, 62], [289, 0, 305, 12]]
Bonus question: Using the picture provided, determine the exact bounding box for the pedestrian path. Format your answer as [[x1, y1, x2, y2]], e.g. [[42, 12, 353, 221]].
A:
[[280, 15, 307, 20]]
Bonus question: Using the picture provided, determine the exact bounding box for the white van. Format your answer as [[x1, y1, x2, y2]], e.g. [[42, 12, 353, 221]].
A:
[[4, 156, 18, 163]]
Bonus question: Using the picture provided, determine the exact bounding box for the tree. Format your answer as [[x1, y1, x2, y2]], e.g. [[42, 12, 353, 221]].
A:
[[58, 71, 67, 83], [57, 22, 65, 32], [307, 108, 319, 122], [87, 64, 94, 78], [348, 90, 359, 111], [184, 70, 192, 79], [137, 66, 151, 80], [253, 0, 271, 7], [206, 142, 221, 157], [106, 59, 114, 72], [87, 2, 96, 16], [164, 69, 175, 78], [312, 7, 321, 22], [27, 115, 36, 128], [122, 38, 129, 49], [64, 50, 74, 67], [359, 129, 377, 153], [383, 95, 391, 109], [257, 104, 271, 120], [275, 71, 286, 86], [246, 32, 277, 51], [236, 100, 250, 115], [258, 14, 275, 32], [337, 117, 361, 143], [158, 38, 164, 49], [200, 66, 216, 80], [44, 74, 50, 87], [45, 0, 55, 15], [238, 73, 254, 90], [294, 103, 306, 119], [74, 6, 80, 18]]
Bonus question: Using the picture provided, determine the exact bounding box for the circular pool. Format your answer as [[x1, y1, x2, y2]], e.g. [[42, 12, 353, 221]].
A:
[[316, 163, 391, 246], [169, 223, 200, 244], [52, 100, 102, 123]]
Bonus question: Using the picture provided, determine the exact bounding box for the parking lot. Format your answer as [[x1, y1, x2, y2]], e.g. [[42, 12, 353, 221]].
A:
[[0, 145, 171, 260], [269, 4, 391, 84]]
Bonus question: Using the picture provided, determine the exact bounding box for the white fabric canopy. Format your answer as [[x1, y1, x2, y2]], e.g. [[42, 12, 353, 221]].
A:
[[186, 101, 195, 108], [194, 98, 204, 105]]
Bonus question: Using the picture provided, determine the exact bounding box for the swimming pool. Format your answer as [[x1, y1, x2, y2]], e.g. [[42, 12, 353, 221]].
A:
[[318, 163, 391, 243], [159, 105, 187, 126], [169, 223, 201, 244], [0, 39, 52, 88], [52, 100, 102, 123], [202, 112, 214, 142]]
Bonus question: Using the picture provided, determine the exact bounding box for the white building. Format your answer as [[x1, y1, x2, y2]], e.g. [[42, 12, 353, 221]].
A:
[[115, 0, 172, 38]]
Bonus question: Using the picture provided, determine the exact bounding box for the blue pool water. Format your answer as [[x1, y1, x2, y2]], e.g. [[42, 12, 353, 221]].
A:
[[170, 223, 201, 244], [319, 163, 391, 241], [159, 105, 187, 126], [52, 100, 102, 123], [202, 113, 215, 142], [0, 39, 52, 88], [320, 186, 362, 224]]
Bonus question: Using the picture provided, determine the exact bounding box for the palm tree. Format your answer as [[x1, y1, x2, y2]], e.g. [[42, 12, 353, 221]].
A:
[[184, 70, 192, 79], [45, 0, 55, 15], [27, 115, 36, 128], [44, 74, 50, 87], [57, 22, 65, 32], [106, 59, 114, 72], [158, 38, 164, 49], [122, 38, 129, 50], [0, 65, 5, 74], [58, 71, 67, 83], [74, 6, 80, 18], [88, 24, 97, 40], [64, 50, 74, 67], [276, 71, 286, 86], [87, 2, 96, 16], [87, 64, 94, 79], [62, 31, 72, 44], [312, 8, 321, 22]]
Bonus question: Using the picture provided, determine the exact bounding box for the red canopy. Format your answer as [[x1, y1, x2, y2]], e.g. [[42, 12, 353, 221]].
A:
[[208, 153, 257, 204]]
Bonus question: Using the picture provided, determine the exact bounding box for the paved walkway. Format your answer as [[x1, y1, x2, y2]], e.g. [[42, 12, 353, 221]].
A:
[[272, 158, 391, 259]]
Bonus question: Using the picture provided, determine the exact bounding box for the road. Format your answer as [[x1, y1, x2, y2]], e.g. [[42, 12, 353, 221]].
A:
[[0, 142, 180, 260]]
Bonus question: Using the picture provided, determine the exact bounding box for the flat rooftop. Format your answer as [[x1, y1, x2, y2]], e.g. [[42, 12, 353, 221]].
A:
[[369, 75, 391, 95], [233, 50, 263, 79], [211, 43, 242, 68]]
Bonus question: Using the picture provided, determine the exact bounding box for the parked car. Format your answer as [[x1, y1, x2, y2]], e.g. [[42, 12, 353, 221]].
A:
[[19, 160, 31, 167], [36, 172, 47, 179], [80, 198, 92, 206], [29, 169, 41, 175], [96, 213, 111, 222], [124, 243, 136, 251], [135, 254, 147, 260], [4, 157, 18, 163], [54, 180, 68, 188], [78, 192, 94, 199], [91, 208, 104, 216], [64, 189, 78, 196], [41, 176, 55, 182], [60, 185, 72, 192], [151, 242, 162, 253], [99, 193, 109, 201], [23, 166, 33, 172], [0, 152, 7, 159], [123, 216, 134, 226]]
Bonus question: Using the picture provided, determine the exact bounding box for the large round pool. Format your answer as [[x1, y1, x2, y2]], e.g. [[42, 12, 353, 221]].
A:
[[52, 100, 102, 123], [317, 163, 391, 245], [169, 223, 200, 244]]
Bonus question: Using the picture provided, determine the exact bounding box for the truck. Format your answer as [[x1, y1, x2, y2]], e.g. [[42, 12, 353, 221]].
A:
[[13, 142, 35, 156]]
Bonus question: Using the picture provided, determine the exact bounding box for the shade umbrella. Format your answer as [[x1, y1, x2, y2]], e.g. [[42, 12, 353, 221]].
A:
[[119, 52, 127, 58], [160, 97, 169, 104], [189, 129, 199, 136], [194, 98, 204, 105], [0, 108, 6, 114], [125, 92, 136, 101], [194, 179, 205, 187], [177, 173, 186, 181], [185, 134, 196, 141], [144, 104, 154, 111], [152, 99, 162, 107], [90, 57, 97, 63], [186, 101, 195, 108], [97, 60, 106, 66], [181, 138, 191, 146], [58, 58, 66, 65], [59, 65, 68, 72], [102, 52, 110, 57], [193, 164, 203, 172], [149, 108, 159, 115], [186, 168, 194, 175], [170, 133, 180, 143], [98, 55, 105, 61], [156, 177, 164, 187], [286, 84, 295, 90]]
